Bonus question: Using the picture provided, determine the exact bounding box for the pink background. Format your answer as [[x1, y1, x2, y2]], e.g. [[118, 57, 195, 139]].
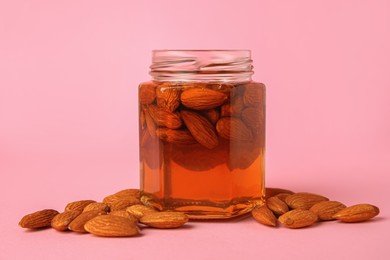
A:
[[1, 0, 389, 259]]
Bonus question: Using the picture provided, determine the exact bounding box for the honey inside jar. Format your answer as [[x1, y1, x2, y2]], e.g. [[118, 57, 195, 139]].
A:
[[139, 80, 265, 219]]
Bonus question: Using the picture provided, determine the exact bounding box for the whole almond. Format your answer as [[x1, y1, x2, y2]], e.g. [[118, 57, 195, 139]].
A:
[[109, 198, 142, 211], [65, 200, 96, 212], [147, 105, 182, 129], [109, 211, 139, 222], [200, 109, 220, 125], [285, 192, 329, 210], [156, 84, 181, 112], [127, 205, 158, 219], [181, 88, 228, 110], [265, 187, 294, 199], [156, 128, 197, 145], [242, 107, 264, 130], [251, 205, 277, 227], [180, 110, 219, 149], [242, 83, 265, 107], [51, 211, 81, 231], [310, 201, 347, 221], [144, 108, 157, 138], [83, 202, 110, 213], [85, 215, 140, 237], [140, 212, 189, 229], [332, 204, 380, 223], [103, 189, 140, 205], [220, 97, 244, 117], [267, 196, 289, 216], [68, 210, 106, 233], [216, 117, 253, 141], [279, 209, 318, 229], [140, 129, 151, 147], [139, 82, 156, 105], [276, 193, 293, 203], [19, 209, 59, 229]]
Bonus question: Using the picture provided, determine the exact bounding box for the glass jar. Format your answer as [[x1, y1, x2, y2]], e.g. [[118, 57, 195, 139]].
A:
[[139, 50, 265, 219]]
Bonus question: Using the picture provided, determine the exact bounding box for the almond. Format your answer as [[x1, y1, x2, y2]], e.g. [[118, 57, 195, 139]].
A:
[[109, 210, 139, 222], [156, 84, 181, 112], [51, 211, 81, 231], [309, 201, 347, 221], [279, 209, 318, 229], [140, 129, 151, 147], [216, 117, 253, 141], [147, 105, 182, 129], [68, 210, 106, 233], [276, 193, 293, 203], [109, 198, 142, 211], [180, 110, 219, 149], [140, 212, 189, 229], [144, 108, 157, 138], [242, 82, 265, 107], [267, 196, 289, 216], [265, 188, 294, 199], [251, 205, 277, 227], [85, 215, 140, 237], [181, 88, 228, 110], [103, 190, 140, 205], [19, 209, 59, 229], [200, 109, 220, 125], [332, 204, 380, 223], [285, 192, 329, 210], [242, 107, 264, 130], [139, 82, 156, 105], [220, 97, 244, 117], [207, 83, 236, 98], [127, 205, 158, 219], [65, 200, 96, 212], [156, 128, 197, 145], [83, 202, 110, 213]]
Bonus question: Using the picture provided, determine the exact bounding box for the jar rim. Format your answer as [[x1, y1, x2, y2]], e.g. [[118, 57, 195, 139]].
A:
[[150, 50, 253, 83]]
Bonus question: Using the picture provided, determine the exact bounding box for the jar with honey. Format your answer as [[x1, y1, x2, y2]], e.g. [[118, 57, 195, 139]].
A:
[[139, 50, 265, 219]]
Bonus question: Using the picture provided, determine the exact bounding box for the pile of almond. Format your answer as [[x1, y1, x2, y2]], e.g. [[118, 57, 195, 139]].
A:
[[255, 188, 380, 228], [19, 189, 189, 237], [19, 188, 380, 237]]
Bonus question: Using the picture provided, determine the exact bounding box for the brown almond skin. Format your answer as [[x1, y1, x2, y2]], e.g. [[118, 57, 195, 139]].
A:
[[68, 210, 106, 233], [243, 82, 265, 107], [85, 215, 140, 237], [140, 212, 189, 229], [333, 204, 380, 223], [51, 211, 81, 231], [126, 205, 158, 219], [180, 110, 219, 149], [156, 84, 181, 112], [19, 209, 59, 229], [109, 198, 142, 211], [103, 189, 140, 205], [251, 205, 277, 227], [279, 209, 318, 229], [82, 202, 110, 213], [216, 117, 253, 141], [180, 88, 228, 110], [265, 188, 294, 199], [276, 193, 293, 203], [267, 196, 289, 216], [156, 128, 197, 145], [310, 201, 347, 221], [109, 211, 139, 222], [285, 192, 329, 210], [65, 200, 96, 212], [139, 82, 156, 105], [147, 105, 182, 129]]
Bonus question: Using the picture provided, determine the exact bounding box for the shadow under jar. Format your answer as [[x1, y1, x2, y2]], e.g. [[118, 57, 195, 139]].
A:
[[139, 50, 265, 219]]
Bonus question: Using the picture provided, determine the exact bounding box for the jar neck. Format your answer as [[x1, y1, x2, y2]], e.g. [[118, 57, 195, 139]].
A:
[[149, 50, 253, 83]]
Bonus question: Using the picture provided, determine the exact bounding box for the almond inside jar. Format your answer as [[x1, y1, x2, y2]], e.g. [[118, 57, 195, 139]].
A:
[[139, 81, 265, 219]]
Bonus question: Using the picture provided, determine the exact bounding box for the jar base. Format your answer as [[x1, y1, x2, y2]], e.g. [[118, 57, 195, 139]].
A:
[[141, 194, 264, 220]]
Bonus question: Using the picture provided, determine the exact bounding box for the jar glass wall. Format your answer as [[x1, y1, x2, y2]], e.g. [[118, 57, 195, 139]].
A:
[[139, 50, 265, 219]]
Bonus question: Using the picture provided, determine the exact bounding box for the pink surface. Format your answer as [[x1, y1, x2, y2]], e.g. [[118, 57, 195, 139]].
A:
[[1, 0, 390, 259]]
